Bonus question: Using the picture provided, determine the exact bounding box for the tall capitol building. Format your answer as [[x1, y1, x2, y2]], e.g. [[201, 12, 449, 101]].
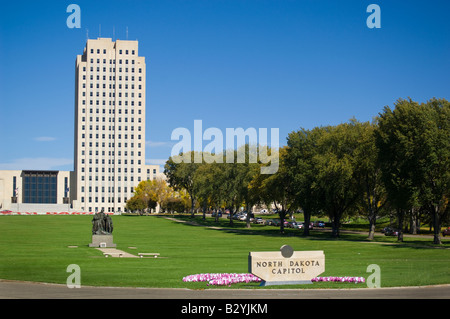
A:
[[72, 38, 159, 213], [0, 37, 162, 214]]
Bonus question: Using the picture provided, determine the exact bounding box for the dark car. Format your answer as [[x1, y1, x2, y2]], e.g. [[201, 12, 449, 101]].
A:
[[314, 221, 325, 228], [211, 211, 222, 217], [285, 221, 298, 228], [383, 227, 399, 236], [267, 219, 280, 226], [442, 227, 450, 237], [254, 217, 266, 225]]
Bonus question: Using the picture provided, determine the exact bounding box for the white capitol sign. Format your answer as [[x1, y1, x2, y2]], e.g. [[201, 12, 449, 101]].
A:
[[248, 245, 325, 286]]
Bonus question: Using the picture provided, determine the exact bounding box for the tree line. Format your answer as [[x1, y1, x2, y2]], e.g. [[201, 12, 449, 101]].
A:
[[128, 98, 449, 244]]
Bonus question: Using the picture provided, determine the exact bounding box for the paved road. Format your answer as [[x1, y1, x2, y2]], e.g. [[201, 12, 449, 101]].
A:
[[1, 280, 449, 299]]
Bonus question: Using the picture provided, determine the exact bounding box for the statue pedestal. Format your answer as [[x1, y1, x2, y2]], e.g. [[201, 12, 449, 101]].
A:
[[89, 234, 116, 248]]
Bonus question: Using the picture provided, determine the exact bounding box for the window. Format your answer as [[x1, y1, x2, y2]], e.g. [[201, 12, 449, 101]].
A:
[[22, 171, 57, 204]]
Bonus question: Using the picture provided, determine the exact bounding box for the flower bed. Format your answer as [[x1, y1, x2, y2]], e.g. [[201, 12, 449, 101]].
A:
[[311, 276, 365, 283], [183, 273, 365, 286], [183, 273, 261, 286]]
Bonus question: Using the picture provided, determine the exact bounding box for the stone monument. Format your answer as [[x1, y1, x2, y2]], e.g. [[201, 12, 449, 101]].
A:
[[248, 245, 325, 286], [89, 209, 116, 248]]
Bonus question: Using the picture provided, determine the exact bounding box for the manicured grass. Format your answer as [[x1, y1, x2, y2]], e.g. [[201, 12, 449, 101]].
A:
[[0, 215, 449, 289]]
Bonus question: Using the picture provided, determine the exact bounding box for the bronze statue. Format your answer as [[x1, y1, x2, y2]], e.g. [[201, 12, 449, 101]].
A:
[[105, 214, 113, 233], [92, 209, 113, 235]]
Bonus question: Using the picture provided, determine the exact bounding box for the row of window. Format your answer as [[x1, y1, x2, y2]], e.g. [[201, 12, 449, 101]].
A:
[[82, 74, 142, 81], [82, 186, 134, 193], [88, 58, 138, 65], [82, 83, 143, 90], [81, 110, 142, 118], [80, 144, 141, 154], [81, 121, 141, 129], [82, 92, 143, 98], [81, 116, 144, 126], [82, 128, 141, 137], [83, 83, 142, 90], [81, 196, 129, 203], [81, 160, 142, 167], [83, 66, 142, 73], [80, 175, 142, 182], [81, 168, 141, 174], [80, 134, 142, 141], [83, 207, 124, 212], [81, 100, 143, 107], [81, 123, 141, 132], [80, 143, 143, 152], [89, 48, 136, 55]]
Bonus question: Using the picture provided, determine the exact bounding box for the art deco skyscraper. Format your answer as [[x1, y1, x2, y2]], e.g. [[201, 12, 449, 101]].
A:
[[72, 38, 148, 213]]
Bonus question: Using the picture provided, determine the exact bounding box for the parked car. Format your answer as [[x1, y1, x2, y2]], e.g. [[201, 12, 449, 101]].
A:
[[267, 219, 281, 226], [256, 217, 266, 225], [211, 211, 222, 217], [442, 227, 450, 237], [383, 227, 399, 236], [238, 212, 254, 221], [254, 217, 266, 225], [286, 221, 299, 228], [314, 221, 325, 228]]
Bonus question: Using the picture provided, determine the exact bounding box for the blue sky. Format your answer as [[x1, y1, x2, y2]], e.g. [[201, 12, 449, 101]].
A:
[[0, 0, 449, 171]]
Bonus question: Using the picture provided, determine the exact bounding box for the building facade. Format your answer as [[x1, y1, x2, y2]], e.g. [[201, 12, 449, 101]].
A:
[[0, 170, 72, 213], [72, 38, 154, 213], [0, 38, 162, 214]]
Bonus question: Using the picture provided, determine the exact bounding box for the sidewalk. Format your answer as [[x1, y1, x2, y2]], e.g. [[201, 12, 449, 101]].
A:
[[1, 279, 449, 299]]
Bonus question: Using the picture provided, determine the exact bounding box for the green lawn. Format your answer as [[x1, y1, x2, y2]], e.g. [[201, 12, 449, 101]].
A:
[[0, 215, 449, 289]]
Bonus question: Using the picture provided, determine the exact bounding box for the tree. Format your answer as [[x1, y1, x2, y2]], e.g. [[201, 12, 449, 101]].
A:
[[234, 145, 261, 228], [256, 146, 295, 234], [313, 121, 363, 238], [352, 120, 387, 240], [286, 127, 325, 236], [421, 99, 450, 244], [193, 161, 224, 220], [125, 196, 147, 213], [376, 98, 450, 244], [132, 178, 173, 213], [164, 152, 200, 217]]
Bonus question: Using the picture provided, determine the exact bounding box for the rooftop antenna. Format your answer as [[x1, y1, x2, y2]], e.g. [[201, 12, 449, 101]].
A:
[[86, 28, 89, 40], [126, 26, 128, 40], [113, 26, 115, 41], [99, 24, 101, 37]]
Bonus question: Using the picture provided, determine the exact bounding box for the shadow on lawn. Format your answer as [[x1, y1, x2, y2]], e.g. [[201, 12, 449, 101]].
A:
[[156, 215, 450, 249]]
